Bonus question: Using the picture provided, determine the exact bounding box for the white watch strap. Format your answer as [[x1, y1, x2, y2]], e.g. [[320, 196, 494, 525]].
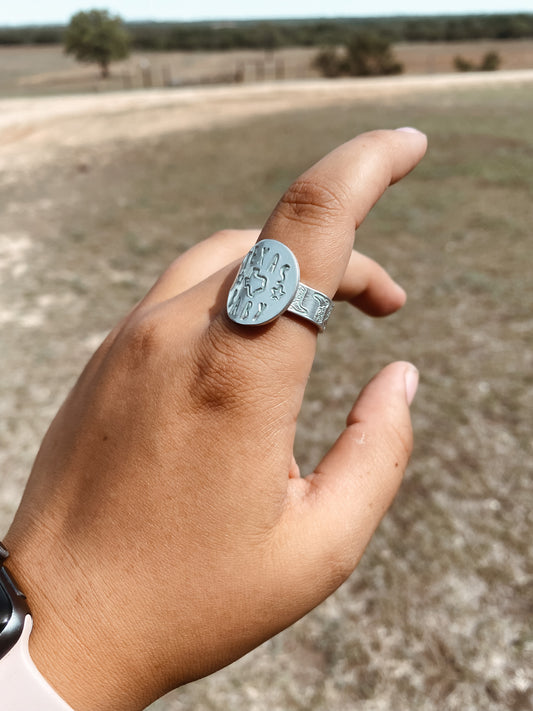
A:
[[1, 615, 75, 710]]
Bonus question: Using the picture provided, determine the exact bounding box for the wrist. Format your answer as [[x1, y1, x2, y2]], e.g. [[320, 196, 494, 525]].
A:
[[2, 535, 146, 711], [0, 547, 73, 710]]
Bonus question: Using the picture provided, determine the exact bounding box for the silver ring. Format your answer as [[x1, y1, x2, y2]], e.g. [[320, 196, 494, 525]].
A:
[[226, 239, 333, 332]]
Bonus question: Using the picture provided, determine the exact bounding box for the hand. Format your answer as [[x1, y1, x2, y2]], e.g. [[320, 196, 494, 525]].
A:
[[4, 128, 427, 711]]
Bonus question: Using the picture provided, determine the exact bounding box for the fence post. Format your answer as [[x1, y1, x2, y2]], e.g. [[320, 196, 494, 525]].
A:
[[142, 67, 152, 88], [235, 60, 245, 83], [162, 64, 172, 87]]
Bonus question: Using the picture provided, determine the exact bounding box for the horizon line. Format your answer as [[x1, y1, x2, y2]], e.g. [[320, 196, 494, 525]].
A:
[[2, 10, 533, 29]]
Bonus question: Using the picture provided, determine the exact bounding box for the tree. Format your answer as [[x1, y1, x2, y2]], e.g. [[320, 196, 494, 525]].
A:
[[312, 47, 345, 78], [64, 10, 130, 78], [345, 33, 403, 76], [313, 32, 403, 78]]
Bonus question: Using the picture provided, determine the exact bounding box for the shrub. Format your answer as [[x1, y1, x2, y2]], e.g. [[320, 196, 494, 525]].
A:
[[453, 51, 502, 72], [313, 32, 403, 78], [346, 33, 403, 76], [480, 51, 502, 71], [313, 48, 345, 78], [454, 55, 475, 72]]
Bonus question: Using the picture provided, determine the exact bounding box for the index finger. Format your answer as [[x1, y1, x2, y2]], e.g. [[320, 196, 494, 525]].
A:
[[259, 128, 427, 300], [190, 128, 427, 404], [179, 128, 427, 474]]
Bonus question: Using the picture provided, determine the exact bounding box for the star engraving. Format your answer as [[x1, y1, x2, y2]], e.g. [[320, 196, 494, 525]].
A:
[[271, 283, 286, 300]]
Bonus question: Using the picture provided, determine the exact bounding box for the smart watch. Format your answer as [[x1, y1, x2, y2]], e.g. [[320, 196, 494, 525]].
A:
[[0, 541, 30, 659], [0, 541, 75, 710]]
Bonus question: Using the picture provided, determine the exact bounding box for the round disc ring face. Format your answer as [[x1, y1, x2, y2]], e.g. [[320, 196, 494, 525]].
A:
[[227, 239, 300, 327]]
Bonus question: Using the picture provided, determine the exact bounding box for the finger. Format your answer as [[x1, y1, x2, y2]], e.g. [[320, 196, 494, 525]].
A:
[[146, 225, 405, 319], [176, 244, 408, 328], [336, 251, 406, 317], [277, 362, 419, 603], [259, 128, 427, 300], [141, 127, 425, 312], [204, 129, 426, 370], [141, 229, 261, 308]]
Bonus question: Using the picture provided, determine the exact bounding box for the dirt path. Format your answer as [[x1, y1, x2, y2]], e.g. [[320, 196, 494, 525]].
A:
[[2, 70, 533, 175]]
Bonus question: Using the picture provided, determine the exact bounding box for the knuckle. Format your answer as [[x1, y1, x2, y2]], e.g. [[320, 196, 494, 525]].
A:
[[190, 319, 289, 414], [193, 338, 242, 411], [190, 324, 258, 412], [277, 178, 347, 228], [118, 310, 165, 367]]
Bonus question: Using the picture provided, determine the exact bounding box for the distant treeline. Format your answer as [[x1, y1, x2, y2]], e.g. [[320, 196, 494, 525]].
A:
[[2, 14, 533, 49]]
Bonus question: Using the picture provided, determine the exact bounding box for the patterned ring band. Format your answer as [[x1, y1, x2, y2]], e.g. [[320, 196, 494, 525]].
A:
[[226, 239, 333, 332]]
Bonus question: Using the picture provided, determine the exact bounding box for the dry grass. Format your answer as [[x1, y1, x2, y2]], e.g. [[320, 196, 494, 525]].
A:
[[0, 85, 532, 710], [396, 38, 533, 74], [2, 39, 533, 97]]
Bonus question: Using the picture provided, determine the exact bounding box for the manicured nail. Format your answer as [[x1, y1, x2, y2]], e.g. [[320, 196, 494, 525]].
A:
[[404, 365, 420, 406], [395, 126, 425, 135]]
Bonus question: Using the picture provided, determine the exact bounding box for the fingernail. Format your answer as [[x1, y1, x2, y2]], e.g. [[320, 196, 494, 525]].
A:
[[404, 365, 420, 406], [395, 126, 425, 135]]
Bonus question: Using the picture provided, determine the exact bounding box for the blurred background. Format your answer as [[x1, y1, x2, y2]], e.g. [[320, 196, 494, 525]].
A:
[[0, 2, 532, 710]]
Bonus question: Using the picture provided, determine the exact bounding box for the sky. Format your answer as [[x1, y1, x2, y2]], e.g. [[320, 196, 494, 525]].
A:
[[2, 0, 533, 26]]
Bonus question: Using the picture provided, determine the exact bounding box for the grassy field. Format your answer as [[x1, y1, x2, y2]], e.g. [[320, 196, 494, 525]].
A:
[[0, 84, 532, 710], [1, 39, 533, 97]]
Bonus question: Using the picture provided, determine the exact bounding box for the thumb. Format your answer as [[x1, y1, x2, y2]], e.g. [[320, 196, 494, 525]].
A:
[[281, 361, 419, 601]]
